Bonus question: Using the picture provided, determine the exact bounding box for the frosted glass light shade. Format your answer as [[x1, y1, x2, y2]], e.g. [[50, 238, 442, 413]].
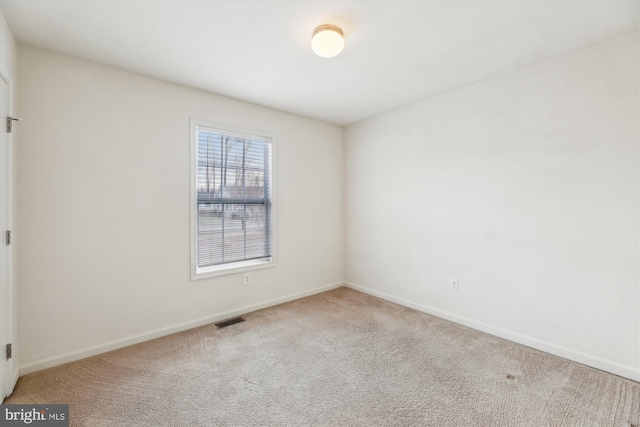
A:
[[311, 25, 344, 58]]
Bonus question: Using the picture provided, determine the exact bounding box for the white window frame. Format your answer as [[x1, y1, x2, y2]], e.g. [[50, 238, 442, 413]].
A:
[[190, 119, 276, 280]]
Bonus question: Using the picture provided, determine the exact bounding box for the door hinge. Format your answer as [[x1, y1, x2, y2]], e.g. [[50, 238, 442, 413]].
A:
[[6, 117, 20, 133], [5, 230, 10, 246], [6, 343, 11, 360]]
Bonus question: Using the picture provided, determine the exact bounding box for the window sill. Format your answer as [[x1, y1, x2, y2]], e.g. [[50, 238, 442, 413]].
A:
[[191, 258, 275, 281]]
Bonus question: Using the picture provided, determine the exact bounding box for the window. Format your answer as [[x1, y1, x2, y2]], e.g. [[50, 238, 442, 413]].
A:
[[191, 120, 274, 279]]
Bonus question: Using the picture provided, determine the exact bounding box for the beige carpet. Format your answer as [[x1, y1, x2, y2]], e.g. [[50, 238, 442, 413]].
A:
[[5, 287, 640, 426]]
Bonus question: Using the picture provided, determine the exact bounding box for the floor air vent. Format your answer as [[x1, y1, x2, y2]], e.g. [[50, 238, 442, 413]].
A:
[[215, 316, 246, 329]]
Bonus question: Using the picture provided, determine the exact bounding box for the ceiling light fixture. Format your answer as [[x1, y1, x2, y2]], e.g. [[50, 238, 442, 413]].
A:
[[311, 24, 344, 58]]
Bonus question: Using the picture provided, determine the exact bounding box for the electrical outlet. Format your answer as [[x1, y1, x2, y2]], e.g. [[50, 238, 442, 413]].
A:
[[450, 277, 459, 291], [243, 273, 251, 285]]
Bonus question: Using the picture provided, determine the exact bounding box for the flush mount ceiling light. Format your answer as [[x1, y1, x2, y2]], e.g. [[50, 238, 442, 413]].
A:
[[311, 24, 344, 58]]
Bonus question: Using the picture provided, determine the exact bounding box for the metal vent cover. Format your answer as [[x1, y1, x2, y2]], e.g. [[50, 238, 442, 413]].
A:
[[215, 316, 246, 329]]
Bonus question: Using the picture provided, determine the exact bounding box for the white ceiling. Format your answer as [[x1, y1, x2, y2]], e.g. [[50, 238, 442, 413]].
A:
[[1, 1, 638, 126]]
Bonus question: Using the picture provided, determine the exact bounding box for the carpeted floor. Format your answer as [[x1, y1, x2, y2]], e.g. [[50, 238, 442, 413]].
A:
[[4, 287, 640, 426]]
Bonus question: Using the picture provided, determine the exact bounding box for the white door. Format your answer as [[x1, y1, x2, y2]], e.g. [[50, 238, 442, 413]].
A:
[[0, 73, 14, 400]]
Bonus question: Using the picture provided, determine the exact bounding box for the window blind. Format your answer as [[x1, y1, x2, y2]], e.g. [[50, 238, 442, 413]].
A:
[[196, 127, 272, 270]]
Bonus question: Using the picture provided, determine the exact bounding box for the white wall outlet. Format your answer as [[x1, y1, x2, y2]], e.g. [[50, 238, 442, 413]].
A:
[[450, 277, 459, 291], [243, 273, 251, 285]]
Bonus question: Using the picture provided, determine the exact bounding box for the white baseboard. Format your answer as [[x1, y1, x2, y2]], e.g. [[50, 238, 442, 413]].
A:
[[19, 282, 344, 375], [345, 281, 639, 382]]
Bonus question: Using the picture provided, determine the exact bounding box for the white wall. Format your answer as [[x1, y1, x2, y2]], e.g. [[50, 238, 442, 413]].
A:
[[345, 34, 639, 380], [1, 10, 19, 388], [18, 46, 344, 371]]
